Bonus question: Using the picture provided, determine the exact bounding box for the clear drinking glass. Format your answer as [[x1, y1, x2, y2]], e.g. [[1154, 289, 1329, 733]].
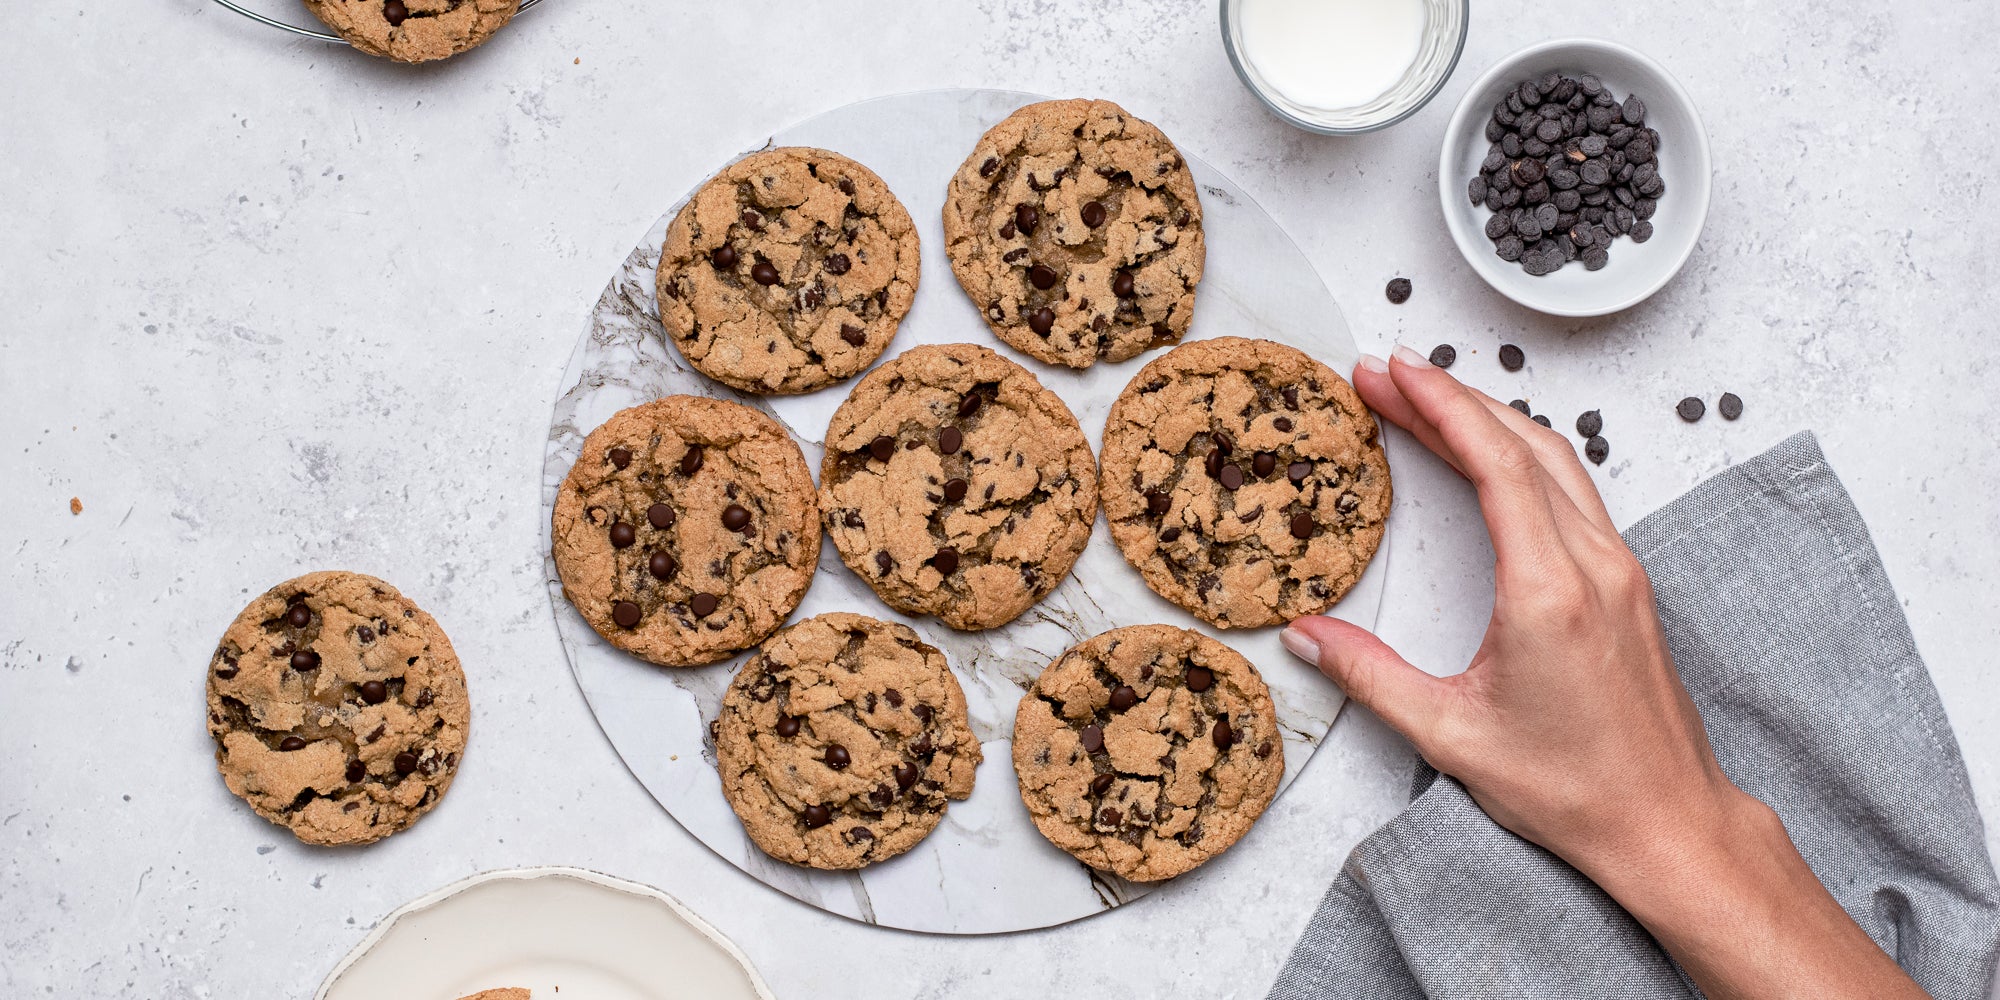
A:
[[1220, 0, 1469, 135]]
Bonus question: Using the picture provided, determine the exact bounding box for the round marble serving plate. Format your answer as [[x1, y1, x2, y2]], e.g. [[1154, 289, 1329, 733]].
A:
[[316, 866, 773, 1000], [541, 88, 1388, 934]]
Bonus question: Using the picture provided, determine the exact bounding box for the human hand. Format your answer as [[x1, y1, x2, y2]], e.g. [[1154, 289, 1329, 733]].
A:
[[1282, 346, 1927, 999]]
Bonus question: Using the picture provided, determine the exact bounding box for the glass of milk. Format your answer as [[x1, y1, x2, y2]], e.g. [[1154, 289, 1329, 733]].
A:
[[1221, 0, 1469, 134]]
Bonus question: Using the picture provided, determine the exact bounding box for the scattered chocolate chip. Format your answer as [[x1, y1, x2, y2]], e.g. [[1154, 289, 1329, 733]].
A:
[[394, 751, 417, 774], [721, 504, 751, 532], [608, 447, 632, 469], [286, 604, 312, 629], [1290, 513, 1315, 539], [612, 601, 642, 628], [751, 260, 780, 286], [1079, 724, 1105, 753], [931, 547, 959, 575], [1113, 271, 1136, 299], [1185, 666, 1213, 692], [680, 445, 704, 476], [689, 593, 719, 617], [1677, 396, 1706, 422], [1027, 307, 1055, 336], [609, 522, 636, 548], [647, 503, 676, 529], [1212, 716, 1235, 750], [1719, 392, 1743, 420], [1385, 277, 1413, 304], [710, 245, 738, 270], [290, 650, 320, 671], [1429, 344, 1457, 369], [824, 744, 850, 769], [1110, 685, 1138, 711], [382, 0, 408, 26], [939, 426, 963, 454], [1509, 399, 1531, 415], [1532, 414, 1552, 428], [278, 736, 308, 752], [360, 680, 388, 704], [804, 804, 832, 829], [1585, 435, 1610, 465], [648, 552, 677, 580], [1576, 409, 1603, 437], [1499, 343, 1526, 371]]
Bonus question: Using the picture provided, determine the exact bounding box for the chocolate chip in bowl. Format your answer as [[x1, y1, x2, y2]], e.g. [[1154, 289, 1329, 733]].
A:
[[1438, 38, 1711, 317]]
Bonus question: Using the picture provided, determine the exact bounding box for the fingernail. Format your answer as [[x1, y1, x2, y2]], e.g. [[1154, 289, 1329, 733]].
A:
[[1392, 344, 1432, 368], [1280, 626, 1321, 665], [1356, 352, 1389, 374]]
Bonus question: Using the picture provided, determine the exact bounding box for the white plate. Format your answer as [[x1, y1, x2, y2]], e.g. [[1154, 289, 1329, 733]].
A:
[[317, 867, 774, 1000], [1439, 38, 1712, 317], [540, 88, 1386, 934]]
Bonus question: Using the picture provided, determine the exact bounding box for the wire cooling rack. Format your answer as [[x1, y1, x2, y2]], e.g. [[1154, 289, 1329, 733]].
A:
[[212, 0, 542, 43]]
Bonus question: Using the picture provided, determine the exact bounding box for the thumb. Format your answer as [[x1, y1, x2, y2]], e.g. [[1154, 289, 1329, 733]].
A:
[[1283, 615, 1446, 749]]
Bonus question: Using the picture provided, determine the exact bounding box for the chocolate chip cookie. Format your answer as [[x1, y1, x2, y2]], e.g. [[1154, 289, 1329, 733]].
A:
[[1013, 625, 1282, 882], [552, 396, 820, 667], [206, 571, 469, 846], [457, 991, 529, 1000], [1100, 337, 1390, 629], [943, 99, 1205, 369], [819, 343, 1097, 630], [656, 147, 921, 394], [715, 613, 982, 870], [301, 0, 518, 63]]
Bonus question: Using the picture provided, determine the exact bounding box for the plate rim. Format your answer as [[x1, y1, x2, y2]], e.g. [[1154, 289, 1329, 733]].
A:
[[314, 865, 777, 1000]]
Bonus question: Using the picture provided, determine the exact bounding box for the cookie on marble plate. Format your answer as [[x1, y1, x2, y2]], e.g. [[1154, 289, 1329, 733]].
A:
[[818, 343, 1097, 630], [656, 147, 921, 394], [206, 571, 469, 846], [1013, 624, 1282, 882], [301, 0, 518, 63], [1099, 337, 1390, 629], [943, 98, 1205, 369], [715, 612, 982, 870], [552, 396, 820, 667]]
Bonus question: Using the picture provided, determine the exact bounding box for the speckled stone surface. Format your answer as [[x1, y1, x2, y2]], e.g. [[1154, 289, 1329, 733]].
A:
[[2, 2, 1997, 998]]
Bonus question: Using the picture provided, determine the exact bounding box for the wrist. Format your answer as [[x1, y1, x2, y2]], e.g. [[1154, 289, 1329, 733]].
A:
[[1567, 781, 1779, 918]]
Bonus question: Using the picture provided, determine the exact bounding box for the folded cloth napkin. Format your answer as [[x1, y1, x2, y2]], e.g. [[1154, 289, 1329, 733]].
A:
[[1269, 432, 2000, 1000]]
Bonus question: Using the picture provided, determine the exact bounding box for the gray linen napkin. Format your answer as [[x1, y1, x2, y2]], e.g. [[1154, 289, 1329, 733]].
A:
[[1269, 431, 2000, 1000]]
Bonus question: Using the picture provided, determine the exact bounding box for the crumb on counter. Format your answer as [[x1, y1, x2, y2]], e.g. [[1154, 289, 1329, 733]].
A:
[[69, 497, 82, 515]]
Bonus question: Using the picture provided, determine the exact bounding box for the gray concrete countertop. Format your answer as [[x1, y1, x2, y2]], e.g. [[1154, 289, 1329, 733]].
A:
[[3, 1, 1993, 997]]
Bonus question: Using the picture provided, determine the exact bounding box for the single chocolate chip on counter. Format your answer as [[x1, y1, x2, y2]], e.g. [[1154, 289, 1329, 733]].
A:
[[1110, 685, 1138, 711], [939, 426, 963, 454], [803, 804, 832, 829], [1532, 414, 1552, 428], [648, 552, 677, 580], [721, 504, 751, 532], [1509, 399, 1531, 415], [1499, 343, 1526, 371], [1185, 666, 1214, 692], [1718, 392, 1744, 420], [1080, 724, 1105, 753], [647, 503, 676, 529], [1385, 277, 1413, 304], [1585, 435, 1610, 465], [823, 744, 850, 769], [609, 522, 636, 548], [1576, 409, 1603, 437], [1676, 396, 1706, 422], [1290, 512, 1315, 539], [612, 601, 642, 628], [689, 593, 720, 618], [286, 604, 312, 628], [360, 679, 388, 704], [1428, 344, 1457, 369], [290, 650, 320, 671]]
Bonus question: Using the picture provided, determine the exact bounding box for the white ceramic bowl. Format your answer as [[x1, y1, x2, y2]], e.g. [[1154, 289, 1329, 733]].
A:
[[1438, 38, 1711, 317]]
